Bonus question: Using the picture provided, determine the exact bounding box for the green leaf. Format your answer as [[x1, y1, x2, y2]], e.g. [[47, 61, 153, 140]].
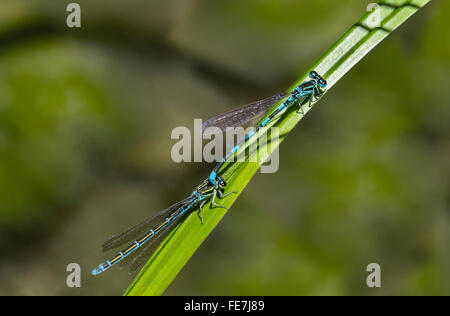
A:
[[124, 0, 431, 296]]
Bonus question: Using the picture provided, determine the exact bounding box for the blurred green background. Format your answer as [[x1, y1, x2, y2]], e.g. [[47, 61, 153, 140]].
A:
[[0, 0, 448, 295]]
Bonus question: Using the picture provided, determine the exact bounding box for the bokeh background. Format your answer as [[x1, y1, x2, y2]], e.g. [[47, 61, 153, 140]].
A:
[[0, 0, 448, 295]]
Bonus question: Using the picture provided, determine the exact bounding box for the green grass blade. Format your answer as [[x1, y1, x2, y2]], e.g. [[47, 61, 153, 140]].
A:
[[124, 0, 431, 296]]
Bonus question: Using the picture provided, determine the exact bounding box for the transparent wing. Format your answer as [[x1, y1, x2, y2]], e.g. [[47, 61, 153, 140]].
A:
[[126, 212, 189, 275], [115, 204, 192, 275], [202, 92, 287, 136], [102, 196, 194, 251]]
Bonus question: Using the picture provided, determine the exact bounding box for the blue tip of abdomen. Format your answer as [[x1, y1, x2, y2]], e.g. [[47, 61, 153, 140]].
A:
[[92, 266, 103, 276]]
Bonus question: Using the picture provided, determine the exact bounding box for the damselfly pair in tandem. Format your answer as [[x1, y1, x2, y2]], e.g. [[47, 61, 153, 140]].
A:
[[91, 71, 327, 276]]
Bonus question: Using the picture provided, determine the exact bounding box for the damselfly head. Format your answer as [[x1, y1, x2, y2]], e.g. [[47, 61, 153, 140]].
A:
[[309, 71, 327, 88], [317, 77, 327, 88], [216, 175, 227, 187]]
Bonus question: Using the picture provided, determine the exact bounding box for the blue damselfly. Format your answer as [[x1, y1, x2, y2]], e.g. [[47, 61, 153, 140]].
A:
[[92, 71, 326, 276], [207, 71, 327, 186], [92, 175, 233, 275]]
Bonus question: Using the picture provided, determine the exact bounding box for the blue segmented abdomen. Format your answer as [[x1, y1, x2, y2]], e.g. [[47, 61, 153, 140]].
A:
[[208, 75, 324, 183], [91, 196, 198, 275]]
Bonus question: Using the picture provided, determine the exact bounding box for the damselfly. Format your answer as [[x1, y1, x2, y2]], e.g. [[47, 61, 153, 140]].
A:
[[207, 70, 327, 186], [92, 71, 326, 276], [91, 174, 233, 275]]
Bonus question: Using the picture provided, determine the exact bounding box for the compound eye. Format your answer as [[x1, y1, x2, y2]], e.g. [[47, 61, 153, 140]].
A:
[[319, 79, 327, 88], [309, 71, 317, 79], [216, 175, 227, 187]]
